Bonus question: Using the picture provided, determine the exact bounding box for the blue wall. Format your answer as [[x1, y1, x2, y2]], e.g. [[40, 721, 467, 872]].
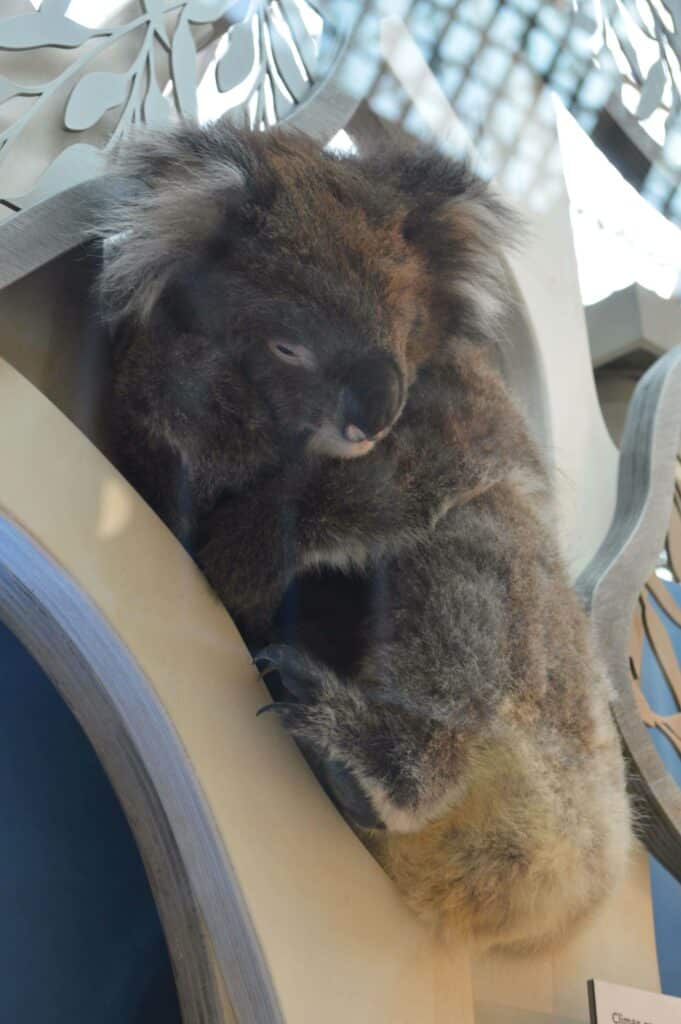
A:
[[0, 619, 180, 1024]]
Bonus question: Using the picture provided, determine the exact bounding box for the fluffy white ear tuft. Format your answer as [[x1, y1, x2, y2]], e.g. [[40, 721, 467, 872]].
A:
[[95, 123, 250, 328], [440, 186, 523, 342]]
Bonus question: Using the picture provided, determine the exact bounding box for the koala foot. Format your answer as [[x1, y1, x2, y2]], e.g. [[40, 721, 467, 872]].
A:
[[253, 644, 439, 833], [254, 644, 391, 827], [254, 644, 323, 703]]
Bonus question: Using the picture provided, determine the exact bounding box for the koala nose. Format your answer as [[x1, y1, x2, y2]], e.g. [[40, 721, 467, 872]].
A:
[[340, 354, 402, 442]]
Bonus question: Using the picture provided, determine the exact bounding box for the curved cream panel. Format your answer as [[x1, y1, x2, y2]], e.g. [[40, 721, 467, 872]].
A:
[[0, 355, 464, 1023]]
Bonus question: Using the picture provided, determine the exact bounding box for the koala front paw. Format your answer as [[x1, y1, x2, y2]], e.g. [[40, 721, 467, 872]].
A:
[[253, 643, 343, 747], [254, 644, 323, 704], [254, 644, 386, 829]]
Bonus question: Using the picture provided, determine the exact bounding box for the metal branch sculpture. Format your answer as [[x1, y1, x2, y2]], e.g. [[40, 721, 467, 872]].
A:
[[577, 0, 681, 130], [631, 459, 681, 763], [0, 0, 339, 213]]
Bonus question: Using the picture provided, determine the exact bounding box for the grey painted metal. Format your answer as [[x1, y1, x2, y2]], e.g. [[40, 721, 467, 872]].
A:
[[0, 175, 129, 291], [577, 344, 681, 882], [0, 513, 284, 1024], [0, 1, 359, 213]]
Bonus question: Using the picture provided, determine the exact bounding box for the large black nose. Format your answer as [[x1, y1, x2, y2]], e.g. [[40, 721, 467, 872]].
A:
[[339, 354, 402, 442]]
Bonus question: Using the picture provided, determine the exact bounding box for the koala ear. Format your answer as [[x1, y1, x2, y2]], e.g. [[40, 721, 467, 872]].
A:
[[96, 121, 268, 329], [361, 145, 522, 343]]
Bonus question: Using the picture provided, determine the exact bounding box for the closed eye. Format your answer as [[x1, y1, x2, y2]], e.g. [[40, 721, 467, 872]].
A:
[[268, 339, 316, 370]]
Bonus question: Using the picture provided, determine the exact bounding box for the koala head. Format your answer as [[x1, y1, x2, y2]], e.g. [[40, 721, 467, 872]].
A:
[[98, 121, 515, 487]]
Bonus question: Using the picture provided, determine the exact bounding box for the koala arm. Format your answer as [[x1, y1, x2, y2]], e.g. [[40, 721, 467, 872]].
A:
[[194, 428, 464, 641], [253, 496, 513, 831], [252, 477, 557, 835]]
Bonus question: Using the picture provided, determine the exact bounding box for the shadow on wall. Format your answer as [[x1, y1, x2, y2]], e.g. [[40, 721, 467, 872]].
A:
[[0, 618, 181, 1024]]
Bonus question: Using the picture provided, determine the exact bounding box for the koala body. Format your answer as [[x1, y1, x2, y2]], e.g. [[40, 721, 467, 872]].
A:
[[99, 122, 632, 951]]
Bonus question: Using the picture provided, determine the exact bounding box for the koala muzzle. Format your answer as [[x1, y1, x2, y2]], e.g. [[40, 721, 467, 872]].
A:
[[340, 354, 402, 444]]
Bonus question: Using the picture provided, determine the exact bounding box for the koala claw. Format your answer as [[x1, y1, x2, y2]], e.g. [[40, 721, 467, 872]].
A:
[[255, 700, 299, 718], [254, 644, 323, 702]]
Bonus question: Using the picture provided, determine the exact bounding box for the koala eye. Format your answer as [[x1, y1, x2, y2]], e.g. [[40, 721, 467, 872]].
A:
[[268, 339, 316, 370]]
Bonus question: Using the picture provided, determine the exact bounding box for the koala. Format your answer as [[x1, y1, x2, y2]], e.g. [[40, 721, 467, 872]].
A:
[[98, 121, 632, 952]]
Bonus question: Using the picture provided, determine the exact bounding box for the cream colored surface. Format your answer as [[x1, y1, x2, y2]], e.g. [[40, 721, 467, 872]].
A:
[[506, 201, 620, 581], [474, 843, 659, 1022], [0, 354, 466, 1022]]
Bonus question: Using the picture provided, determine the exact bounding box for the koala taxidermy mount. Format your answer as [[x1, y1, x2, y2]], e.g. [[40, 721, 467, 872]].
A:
[[97, 120, 632, 952]]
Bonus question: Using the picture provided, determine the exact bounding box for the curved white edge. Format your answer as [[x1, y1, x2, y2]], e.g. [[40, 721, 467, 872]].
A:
[[0, 514, 283, 1024]]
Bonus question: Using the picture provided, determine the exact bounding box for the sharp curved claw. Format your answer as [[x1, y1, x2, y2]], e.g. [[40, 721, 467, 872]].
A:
[[256, 700, 298, 718], [253, 644, 321, 702], [254, 661, 279, 678]]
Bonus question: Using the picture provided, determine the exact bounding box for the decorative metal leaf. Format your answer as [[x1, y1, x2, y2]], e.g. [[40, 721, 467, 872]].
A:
[[39, 0, 71, 16], [0, 13, 92, 50], [0, 74, 18, 105], [272, 77, 294, 119], [669, 494, 681, 578], [619, 0, 656, 39], [216, 17, 256, 94], [251, 80, 265, 127], [632, 492, 681, 769], [64, 71, 129, 131], [614, 9, 644, 83], [267, 12, 308, 101], [11, 143, 104, 206], [0, 0, 346, 213], [279, 0, 318, 72], [143, 61, 170, 126], [668, 0, 681, 32], [637, 59, 667, 119], [143, 0, 171, 49], [187, 0, 248, 23], [171, 13, 198, 118]]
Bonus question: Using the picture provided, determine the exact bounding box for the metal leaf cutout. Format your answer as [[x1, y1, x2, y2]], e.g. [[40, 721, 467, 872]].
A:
[[170, 12, 198, 118], [668, 0, 681, 32], [39, 0, 71, 16], [573, 0, 681, 126], [631, 485, 681, 773], [144, 0, 172, 49], [9, 143, 104, 206], [0, 74, 18, 105], [267, 12, 309, 102], [186, 0, 245, 23], [0, 13, 92, 49], [65, 72, 129, 131], [216, 17, 257, 94], [637, 59, 667, 120], [143, 60, 170, 126], [0, 0, 347, 215], [271, 76, 294, 119], [279, 0, 317, 72]]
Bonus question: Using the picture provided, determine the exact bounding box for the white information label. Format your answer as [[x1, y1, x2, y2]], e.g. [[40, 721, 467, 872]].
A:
[[588, 979, 681, 1024]]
